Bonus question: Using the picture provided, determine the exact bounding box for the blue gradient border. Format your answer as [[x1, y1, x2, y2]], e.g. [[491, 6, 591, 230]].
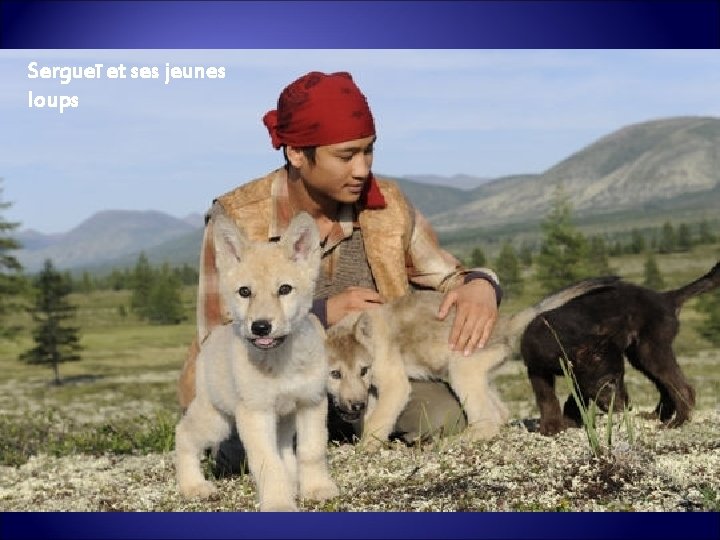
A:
[[1, 512, 719, 540], [1, 0, 719, 48], [2, 1, 719, 539]]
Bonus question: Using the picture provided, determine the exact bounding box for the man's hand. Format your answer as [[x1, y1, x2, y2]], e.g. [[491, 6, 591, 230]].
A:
[[326, 286, 384, 326], [437, 279, 498, 356]]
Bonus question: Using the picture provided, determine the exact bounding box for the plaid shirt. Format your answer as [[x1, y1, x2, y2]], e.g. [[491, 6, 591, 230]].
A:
[[197, 169, 499, 339]]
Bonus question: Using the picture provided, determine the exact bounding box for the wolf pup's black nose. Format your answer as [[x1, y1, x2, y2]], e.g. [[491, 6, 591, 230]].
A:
[[251, 320, 272, 336], [350, 401, 366, 413]]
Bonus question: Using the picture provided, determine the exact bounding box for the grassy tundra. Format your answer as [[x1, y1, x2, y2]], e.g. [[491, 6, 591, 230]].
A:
[[0, 248, 718, 511]]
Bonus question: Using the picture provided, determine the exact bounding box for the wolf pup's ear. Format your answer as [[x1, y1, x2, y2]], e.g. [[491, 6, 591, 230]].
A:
[[282, 212, 320, 263], [211, 211, 249, 267], [353, 313, 374, 350]]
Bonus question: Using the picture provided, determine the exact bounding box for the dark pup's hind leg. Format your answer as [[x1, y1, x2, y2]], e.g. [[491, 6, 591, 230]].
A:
[[626, 341, 695, 427], [562, 396, 583, 428], [528, 369, 565, 435]]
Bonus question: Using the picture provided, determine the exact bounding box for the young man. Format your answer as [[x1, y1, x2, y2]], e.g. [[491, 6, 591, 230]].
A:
[[178, 71, 502, 464]]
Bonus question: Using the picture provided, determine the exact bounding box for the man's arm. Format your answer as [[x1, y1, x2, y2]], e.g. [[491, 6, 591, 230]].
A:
[[405, 208, 502, 354]]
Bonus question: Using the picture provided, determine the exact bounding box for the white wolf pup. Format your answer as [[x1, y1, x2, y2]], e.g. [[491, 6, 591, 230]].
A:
[[175, 209, 338, 511], [326, 278, 617, 451]]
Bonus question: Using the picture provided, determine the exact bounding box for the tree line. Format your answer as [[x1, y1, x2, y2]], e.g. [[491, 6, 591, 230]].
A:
[[2, 180, 719, 383], [464, 189, 720, 344], [0, 180, 193, 383]]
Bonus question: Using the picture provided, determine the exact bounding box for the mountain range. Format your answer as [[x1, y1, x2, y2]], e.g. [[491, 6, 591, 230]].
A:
[[14, 116, 720, 273]]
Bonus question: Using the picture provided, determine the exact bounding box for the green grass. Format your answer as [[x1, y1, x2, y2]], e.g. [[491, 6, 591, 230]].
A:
[[0, 287, 196, 381], [0, 252, 718, 469], [0, 409, 178, 467]]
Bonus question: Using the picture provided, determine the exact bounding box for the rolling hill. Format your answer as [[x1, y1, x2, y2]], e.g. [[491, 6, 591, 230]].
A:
[[14, 116, 720, 273], [430, 116, 720, 231], [16, 210, 198, 272]]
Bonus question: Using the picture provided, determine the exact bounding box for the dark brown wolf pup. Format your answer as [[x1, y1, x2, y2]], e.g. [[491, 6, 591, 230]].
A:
[[521, 261, 720, 435]]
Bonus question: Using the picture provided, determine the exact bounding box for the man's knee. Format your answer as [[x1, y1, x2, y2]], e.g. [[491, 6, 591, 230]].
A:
[[393, 380, 467, 443]]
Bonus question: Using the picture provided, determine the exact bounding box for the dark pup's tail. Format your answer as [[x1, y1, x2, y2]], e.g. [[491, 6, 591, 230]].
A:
[[665, 260, 720, 308]]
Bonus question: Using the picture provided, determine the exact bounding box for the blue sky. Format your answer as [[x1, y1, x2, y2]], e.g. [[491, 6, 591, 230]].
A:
[[1, 49, 719, 234]]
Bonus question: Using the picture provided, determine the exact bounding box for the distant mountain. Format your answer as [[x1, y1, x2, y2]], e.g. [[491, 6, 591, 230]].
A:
[[15, 116, 719, 273], [17, 210, 199, 272], [181, 213, 206, 228], [398, 174, 492, 190], [430, 116, 720, 230], [15, 229, 62, 251], [73, 227, 205, 274], [386, 177, 470, 217]]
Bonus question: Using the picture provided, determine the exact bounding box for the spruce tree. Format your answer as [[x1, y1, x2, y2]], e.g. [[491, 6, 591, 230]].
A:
[[587, 235, 613, 275], [0, 179, 25, 339], [469, 247, 487, 268], [146, 263, 186, 325], [108, 268, 130, 291], [494, 242, 523, 297], [676, 223, 693, 252], [20, 259, 81, 384], [642, 252, 665, 290], [698, 220, 715, 244], [130, 252, 154, 318], [629, 229, 646, 254], [698, 290, 720, 346], [518, 243, 533, 268], [658, 221, 676, 254], [535, 186, 589, 293], [79, 271, 94, 294]]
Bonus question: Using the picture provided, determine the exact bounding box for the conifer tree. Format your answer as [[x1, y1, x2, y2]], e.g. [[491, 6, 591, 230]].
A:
[[676, 223, 693, 252], [0, 179, 25, 339], [20, 259, 81, 384], [518, 243, 533, 268], [107, 268, 131, 291], [698, 290, 720, 346], [629, 229, 646, 254], [587, 235, 613, 275], [494, 241, 523, 297], [130, 252, 154, 318], [146, 263, 186, 325], [175, 263, 199, 286], [658, 221, 676, 254], [698, 220, 716, 245], [469, 247, 487, 268], [79, 271, 94, 294], [535, 186, 589, 293], [642, 252, 665, 290]]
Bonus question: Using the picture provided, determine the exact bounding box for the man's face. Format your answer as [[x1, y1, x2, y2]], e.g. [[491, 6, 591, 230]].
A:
[[294, 135, 375, 204]]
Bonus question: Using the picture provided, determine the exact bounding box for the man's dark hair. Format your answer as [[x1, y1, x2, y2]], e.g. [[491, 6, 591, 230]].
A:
[[283, 146, 316, 168]]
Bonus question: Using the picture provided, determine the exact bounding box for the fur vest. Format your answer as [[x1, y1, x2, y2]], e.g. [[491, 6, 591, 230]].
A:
[[215, 169, 414, 301]]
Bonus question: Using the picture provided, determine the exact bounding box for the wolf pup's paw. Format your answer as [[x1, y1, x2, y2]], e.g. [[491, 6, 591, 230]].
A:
[[360, 436, 385, 453], [464, 422, 501, 442], [179, 480, 217, 500], [260, 499, 299, 512], [539, 417, 567, 436], [301, 477, 339, 502]]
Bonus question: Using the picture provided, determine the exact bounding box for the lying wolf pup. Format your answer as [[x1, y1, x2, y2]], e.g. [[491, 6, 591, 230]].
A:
[[521, 261, 720, 436], [175, 210, 338, 512], [326, 278, 617, 450]]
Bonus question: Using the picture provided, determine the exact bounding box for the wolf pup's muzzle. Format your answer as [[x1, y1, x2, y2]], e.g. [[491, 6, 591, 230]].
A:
[[334, 400, 366, 423], [249, 319, 287, 350]]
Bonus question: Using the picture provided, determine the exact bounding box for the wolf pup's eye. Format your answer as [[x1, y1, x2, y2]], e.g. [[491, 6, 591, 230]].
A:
[[238, 286, 251, 298], [329, 370, 342, 379], [278, 284, 293, 296], [360, 366, 370, 376]]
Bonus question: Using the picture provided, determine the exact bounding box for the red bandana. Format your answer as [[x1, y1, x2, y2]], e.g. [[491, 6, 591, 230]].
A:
[[263, 71, 385, 209]]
